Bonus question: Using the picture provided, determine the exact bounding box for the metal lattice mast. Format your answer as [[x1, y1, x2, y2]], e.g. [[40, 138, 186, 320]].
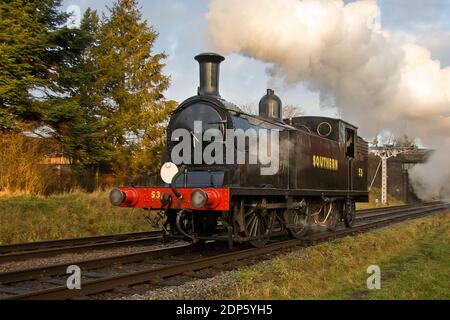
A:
[[381, 157, 388, 204], [371, 147, 414, 205]]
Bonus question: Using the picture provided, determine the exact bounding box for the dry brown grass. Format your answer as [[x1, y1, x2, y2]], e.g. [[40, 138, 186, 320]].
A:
[[0, 133, 58, 195]]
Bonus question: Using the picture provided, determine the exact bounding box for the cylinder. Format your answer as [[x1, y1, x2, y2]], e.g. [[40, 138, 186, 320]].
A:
[[195, 53, 225, 97]]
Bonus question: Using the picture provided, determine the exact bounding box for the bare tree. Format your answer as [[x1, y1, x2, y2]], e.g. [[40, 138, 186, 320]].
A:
[[283, 104, 303, 119], [393, 134, 418, 148], [239, 102, 258, 115], [370, 137, 379, 147], [239, 102, 304, 119]]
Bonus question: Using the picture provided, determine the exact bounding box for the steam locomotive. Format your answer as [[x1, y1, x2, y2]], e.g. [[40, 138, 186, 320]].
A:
[[110, 53, 369, 247]]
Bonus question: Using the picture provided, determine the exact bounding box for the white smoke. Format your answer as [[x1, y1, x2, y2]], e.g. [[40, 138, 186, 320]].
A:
[[205, 0, 450, 200]]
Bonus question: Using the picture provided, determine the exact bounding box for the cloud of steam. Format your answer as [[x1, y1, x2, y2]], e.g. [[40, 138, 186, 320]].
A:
[[205, 0, 450, 200]]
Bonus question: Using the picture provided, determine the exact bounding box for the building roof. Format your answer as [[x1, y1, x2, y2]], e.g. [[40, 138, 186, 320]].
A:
[[370, 148, 432, 163]]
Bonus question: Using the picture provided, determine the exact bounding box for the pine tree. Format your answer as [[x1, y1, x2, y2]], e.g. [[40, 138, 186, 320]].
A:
[[0, 0, 72, 130], [46, 9, 110, 168], [92, 0, 176, 179], [1, 0, 175, 181]]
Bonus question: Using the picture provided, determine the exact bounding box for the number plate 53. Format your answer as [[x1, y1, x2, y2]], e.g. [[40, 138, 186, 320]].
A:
[[150, 190, 161, 199]]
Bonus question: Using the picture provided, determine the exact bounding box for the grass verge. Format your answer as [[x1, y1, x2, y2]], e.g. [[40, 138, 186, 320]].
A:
[[0, 191, 151, 244], [210, 211, 450, 300]]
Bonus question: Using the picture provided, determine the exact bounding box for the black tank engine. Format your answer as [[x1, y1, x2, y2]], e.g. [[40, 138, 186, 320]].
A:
[[110, 53, 369, 247]]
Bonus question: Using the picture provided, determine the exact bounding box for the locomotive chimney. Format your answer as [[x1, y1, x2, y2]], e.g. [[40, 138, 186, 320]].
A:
[[259, 89, 283, 121], [195, 52, 225, 97]]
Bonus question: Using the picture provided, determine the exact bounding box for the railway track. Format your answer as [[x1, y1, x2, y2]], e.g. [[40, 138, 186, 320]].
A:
[[0, 230, 164, 263], [0, 202, 433, 263], [355, 201, 442, 220], [0, 201, 448, 300], [0, 206, 409, 267]]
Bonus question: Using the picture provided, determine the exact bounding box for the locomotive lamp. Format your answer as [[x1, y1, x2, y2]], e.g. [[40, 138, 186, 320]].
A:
[[161, 162, 184, 199], [160, 162, 179, 184]]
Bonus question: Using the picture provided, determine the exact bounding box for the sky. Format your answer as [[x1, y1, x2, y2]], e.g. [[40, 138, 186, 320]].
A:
[[62, 0, 450, 117]]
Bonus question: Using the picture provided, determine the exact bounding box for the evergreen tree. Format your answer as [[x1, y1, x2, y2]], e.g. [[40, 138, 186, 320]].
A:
[[1, 0, 175, 182], [92, 0, 176, 179], [0, 0, 72, 129], [46, 9, 110, 168]]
